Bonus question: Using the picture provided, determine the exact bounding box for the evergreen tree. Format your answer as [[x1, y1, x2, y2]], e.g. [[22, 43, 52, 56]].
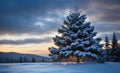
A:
[[104, 35, 110, 49], [115, 44, 120, 62], [24, 57, 27, 62], [112, 32, 118, 49], [32, 57, 36, 62], [109, 32, 119, 62], [109, 44, 120, 62], [41, 58, 45, 62], [20, 56, 23, 63], [11, 58, 13, 63], [6, 58, 9, 63], [49, 11, 105, 63], [104, 35, 110, 61]]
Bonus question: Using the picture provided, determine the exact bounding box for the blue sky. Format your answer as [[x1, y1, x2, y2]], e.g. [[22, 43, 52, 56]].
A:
[[0, 0, 120, 56]]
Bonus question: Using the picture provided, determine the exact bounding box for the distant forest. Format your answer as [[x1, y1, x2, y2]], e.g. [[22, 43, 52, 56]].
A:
[[0, 56, 46, 63], [0, 52, 48, 63]]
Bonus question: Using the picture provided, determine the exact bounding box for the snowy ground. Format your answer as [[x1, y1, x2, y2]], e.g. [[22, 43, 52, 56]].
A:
[[0, 62, 120, 73]]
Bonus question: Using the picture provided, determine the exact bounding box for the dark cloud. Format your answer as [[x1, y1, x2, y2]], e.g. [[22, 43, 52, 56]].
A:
[[0, 0, 90, 35], [94, 5, 120, 22], [93, 22, 120, 33], [0, 0, 120, 38], [92, 0, 120, 5], [0, 0, 89, 14], [98, 32, 120, 41], [0, 14, 61, 35], [0, 37, 51, 45]]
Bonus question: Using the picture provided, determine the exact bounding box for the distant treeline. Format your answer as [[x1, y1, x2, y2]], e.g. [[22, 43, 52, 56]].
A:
[[104, 32, 120, 62], [0, 56, 45, 63]]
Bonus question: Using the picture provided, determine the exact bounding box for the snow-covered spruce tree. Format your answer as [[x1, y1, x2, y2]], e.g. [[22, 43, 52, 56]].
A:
[[104, 35, 111, 61], [112, 32, 118, 49], [48, 11, 105, 63], [108, 32, 120, 62]]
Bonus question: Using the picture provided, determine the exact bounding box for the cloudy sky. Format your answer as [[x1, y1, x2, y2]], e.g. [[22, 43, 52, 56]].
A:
[[0, 0, 120, 56]]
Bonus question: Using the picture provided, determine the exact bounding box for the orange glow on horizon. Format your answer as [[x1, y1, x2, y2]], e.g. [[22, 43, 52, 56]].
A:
[[0, 42, 55, 57]]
